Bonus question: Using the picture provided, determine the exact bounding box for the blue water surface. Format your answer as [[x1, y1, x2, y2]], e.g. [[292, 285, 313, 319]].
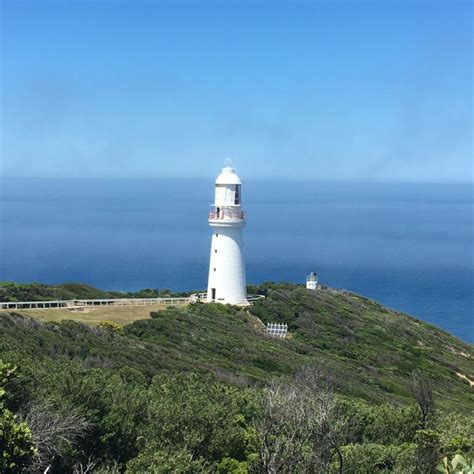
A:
[[0, 178, 472, 342]]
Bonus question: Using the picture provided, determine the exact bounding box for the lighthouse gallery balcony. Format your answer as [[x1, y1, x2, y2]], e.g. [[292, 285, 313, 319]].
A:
[[208, 207, 246, 221]]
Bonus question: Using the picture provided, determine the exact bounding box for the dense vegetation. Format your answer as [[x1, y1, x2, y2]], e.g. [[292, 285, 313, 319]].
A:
[[0, 282, 472, 472], [0, 281, 187, 302]]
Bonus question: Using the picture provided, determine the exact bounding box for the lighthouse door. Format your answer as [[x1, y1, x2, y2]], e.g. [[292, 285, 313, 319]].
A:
[[211, 288, 216, 301]]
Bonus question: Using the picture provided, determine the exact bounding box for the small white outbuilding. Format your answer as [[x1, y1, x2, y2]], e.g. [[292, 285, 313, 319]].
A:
[[306, 272, 318, 290]]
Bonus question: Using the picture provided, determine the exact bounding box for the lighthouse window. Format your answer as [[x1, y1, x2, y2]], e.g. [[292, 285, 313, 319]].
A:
[[234, 185, 241, 205], [214, 249, 217, 253], [215, 233, 218, 237], [213, 268, 216, 272]]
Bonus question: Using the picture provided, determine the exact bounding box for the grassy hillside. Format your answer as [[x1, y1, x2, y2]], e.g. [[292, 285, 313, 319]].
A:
[[1, 282, 473, 472], [1, 282, 472, 412], [249, 283, 474, 410]]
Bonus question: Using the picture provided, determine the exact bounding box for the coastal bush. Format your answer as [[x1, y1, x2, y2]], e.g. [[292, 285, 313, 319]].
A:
[[334, 443, 417, 473], [0, 281, 187, 303], [142, 373, 258, 463], [0, 282, 472, 471], [339, 399, 419, 445], [97, 320, 123, 332], [437, 454, 474, 474], [437, 413, 474, 459], [0, 361, 36, 473], [126, 447, 208, 473], [0, 281, 120, 302]]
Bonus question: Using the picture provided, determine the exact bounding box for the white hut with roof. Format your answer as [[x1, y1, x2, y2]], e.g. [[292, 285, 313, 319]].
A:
[[306, 272, 319, 290]]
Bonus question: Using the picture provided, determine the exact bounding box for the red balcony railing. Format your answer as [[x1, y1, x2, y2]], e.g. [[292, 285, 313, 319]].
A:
[[209, 208, 246, 220]]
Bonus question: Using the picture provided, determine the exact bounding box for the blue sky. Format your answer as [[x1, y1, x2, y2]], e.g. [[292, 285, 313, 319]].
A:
[[1, 0, 472, 181]]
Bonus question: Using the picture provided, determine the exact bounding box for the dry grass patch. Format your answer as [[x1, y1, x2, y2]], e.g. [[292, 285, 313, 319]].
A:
[[0, 303, 188, 326]]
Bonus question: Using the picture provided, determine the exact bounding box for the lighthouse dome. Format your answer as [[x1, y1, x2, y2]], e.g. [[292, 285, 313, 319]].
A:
[[215, 166, 242, 185]]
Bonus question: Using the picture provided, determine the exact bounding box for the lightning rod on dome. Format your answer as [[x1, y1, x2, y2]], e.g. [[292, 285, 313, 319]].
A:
[[224, 157, 235, 168]]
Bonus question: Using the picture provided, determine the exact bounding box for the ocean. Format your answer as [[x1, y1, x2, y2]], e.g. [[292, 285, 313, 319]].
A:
[[0, 178, 472, 343]]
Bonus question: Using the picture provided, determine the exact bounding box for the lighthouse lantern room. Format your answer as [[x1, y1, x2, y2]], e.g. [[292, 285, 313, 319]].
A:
[[207, 162, 248, 305]]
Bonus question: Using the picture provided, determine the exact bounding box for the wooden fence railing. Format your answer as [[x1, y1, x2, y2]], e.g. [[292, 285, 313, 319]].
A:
[[0, 294, 265, 310], [0, 297, 191, 310]]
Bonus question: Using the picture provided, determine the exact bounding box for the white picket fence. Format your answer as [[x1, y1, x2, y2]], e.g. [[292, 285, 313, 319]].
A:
[[266, 322, 288, 338]]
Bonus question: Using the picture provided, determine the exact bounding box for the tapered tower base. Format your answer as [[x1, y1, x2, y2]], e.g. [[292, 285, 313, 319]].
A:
[[207, 224, 247, 305]]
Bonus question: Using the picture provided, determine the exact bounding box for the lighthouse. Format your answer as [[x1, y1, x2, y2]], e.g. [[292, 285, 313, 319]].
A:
[[206, 162, 248, 305]]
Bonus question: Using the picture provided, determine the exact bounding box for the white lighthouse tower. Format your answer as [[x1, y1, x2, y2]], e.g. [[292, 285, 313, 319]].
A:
[[206, 161, 248, 305]]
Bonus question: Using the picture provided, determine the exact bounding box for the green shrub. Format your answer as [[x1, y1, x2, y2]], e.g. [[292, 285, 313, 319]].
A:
[[97, 321, 123, 332], [127, 447, 208, 473], [437, 454, 474, 473], [335, 442, 417, 473], [0, 361, 36, 473]]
